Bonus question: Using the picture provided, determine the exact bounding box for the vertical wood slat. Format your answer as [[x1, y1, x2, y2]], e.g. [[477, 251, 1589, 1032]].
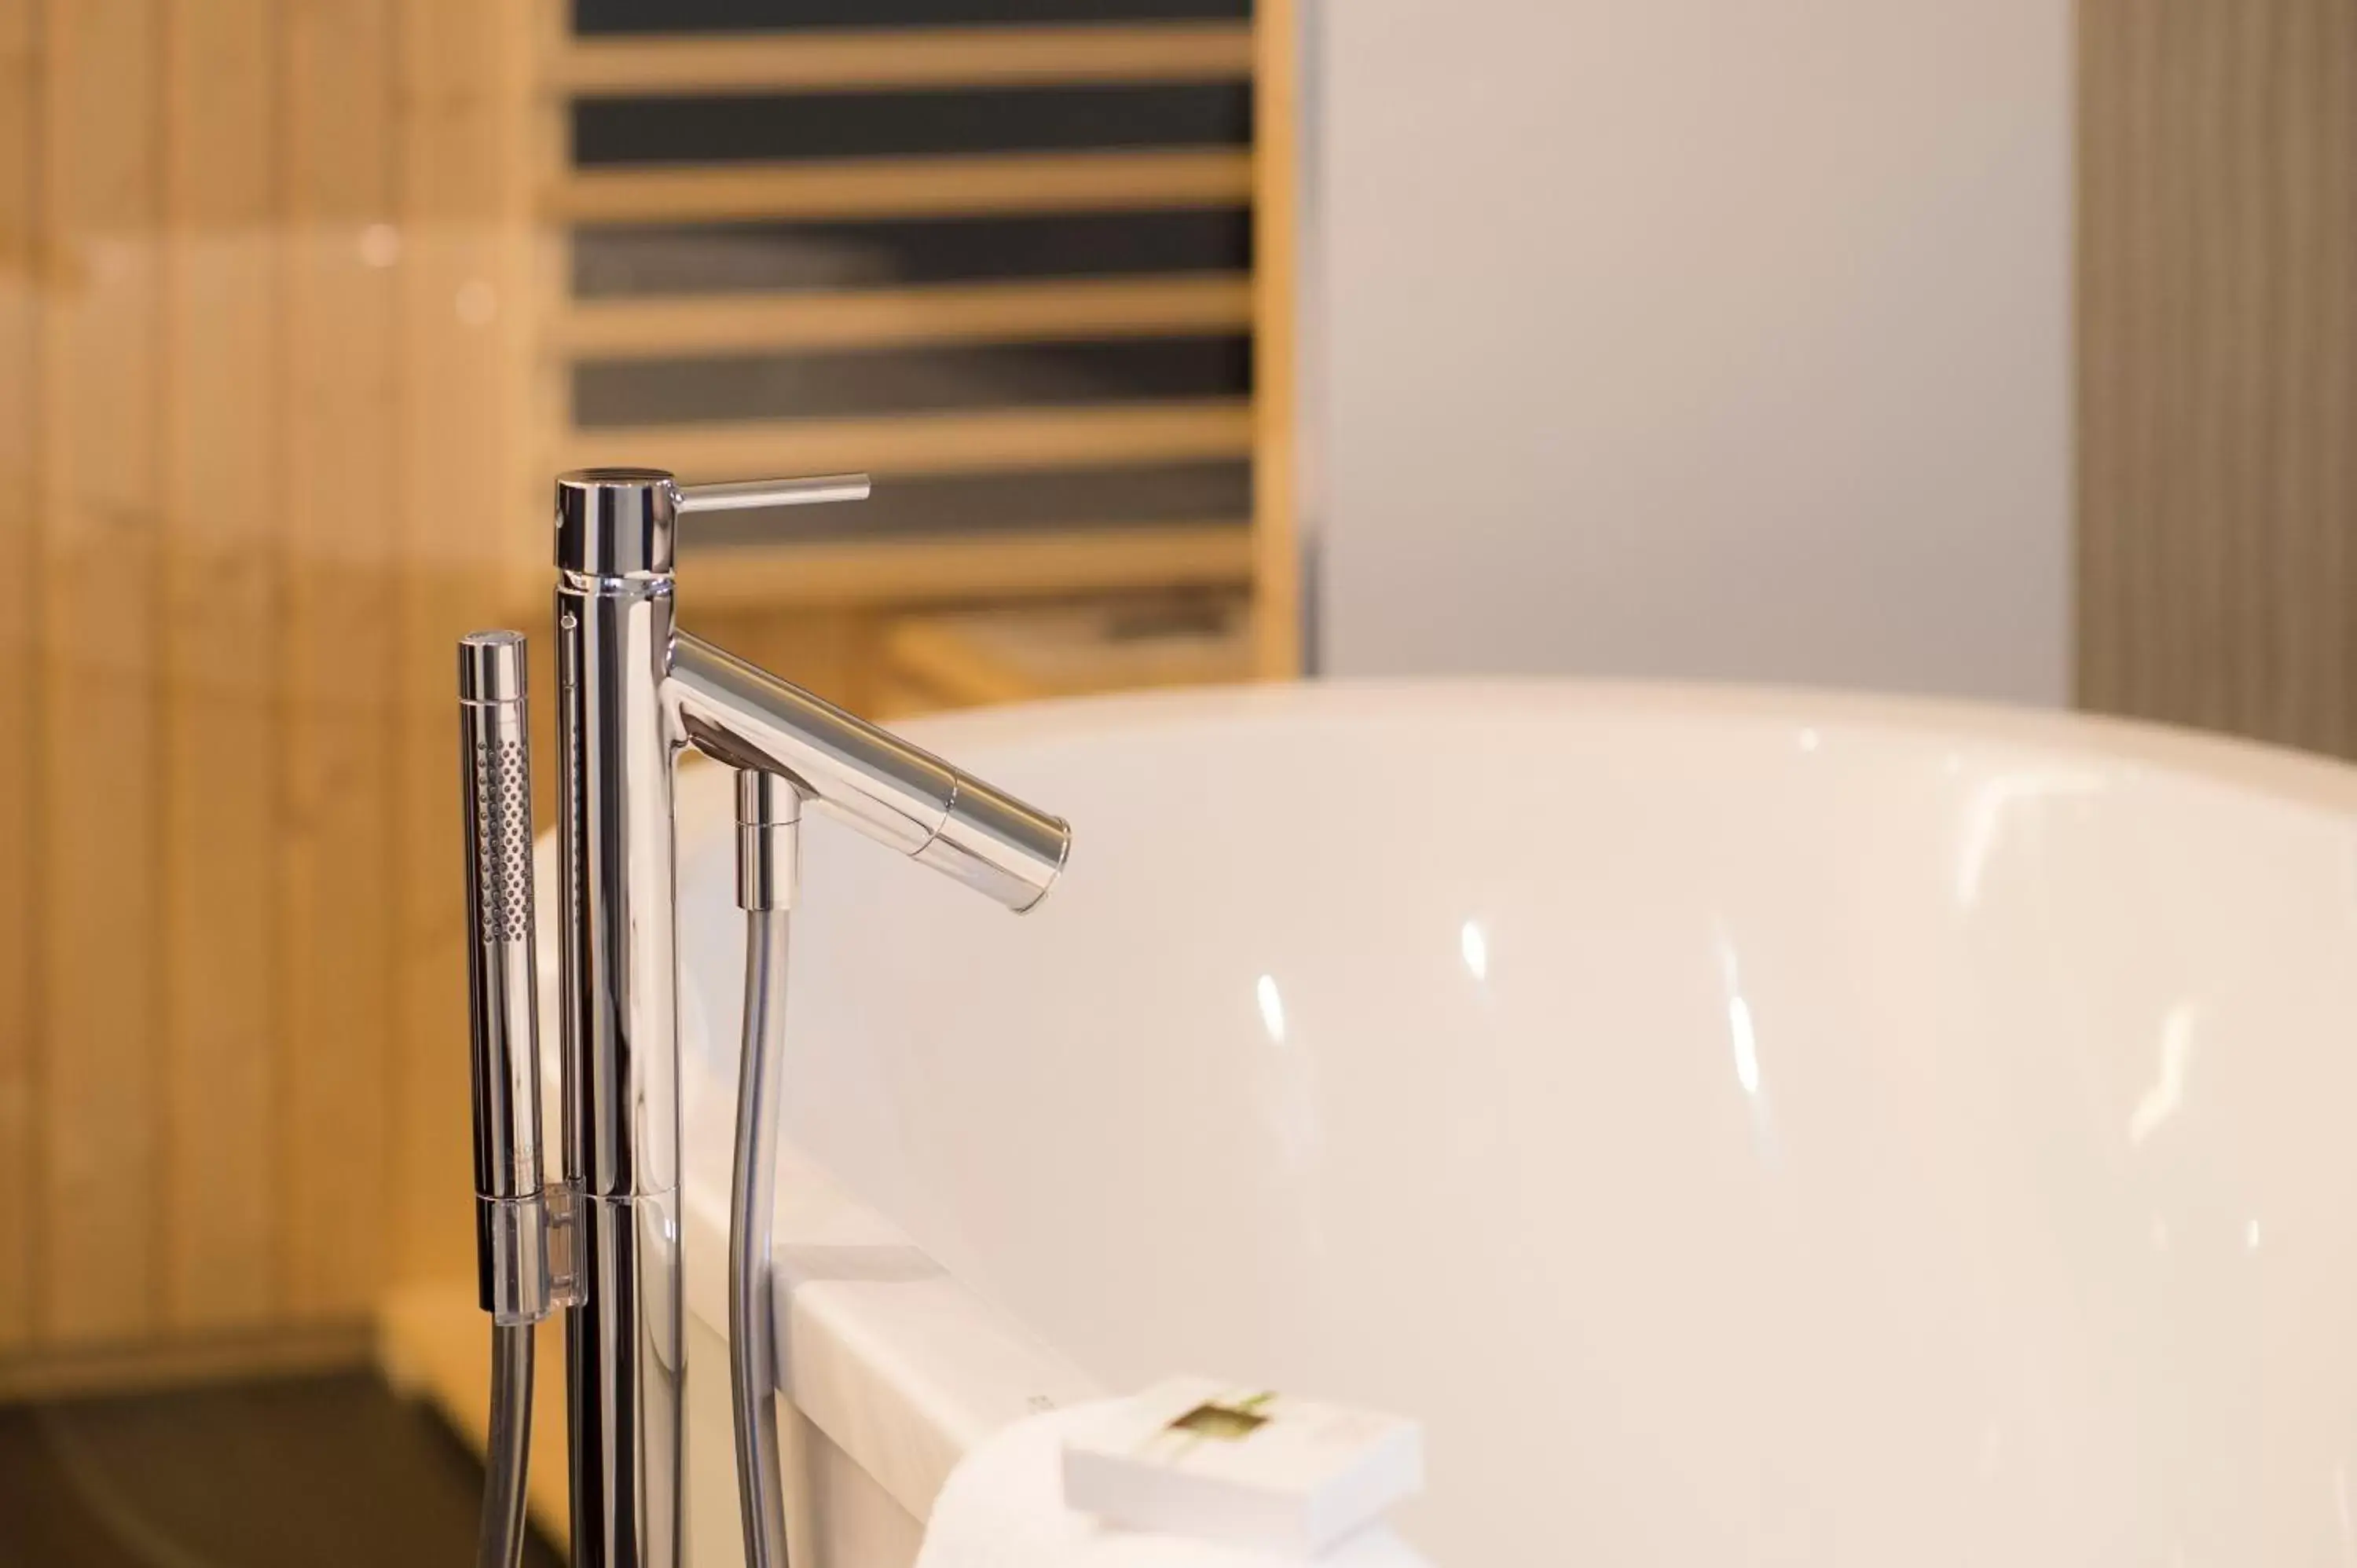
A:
[[2270, 0, 2322, 744], [388, 0, 539, 1289], [1250, 0, 1299, 678], [282, 0, 397, 1320], [38, 0, 163, 1346], [2317, 0, 2357, 758], [2073, 0, 2113, 716], [158, 0, 282, 1332], [2077, 0, 2357, 757], [2301, 0, 2355, 757], [0, 0, 35, 1352]]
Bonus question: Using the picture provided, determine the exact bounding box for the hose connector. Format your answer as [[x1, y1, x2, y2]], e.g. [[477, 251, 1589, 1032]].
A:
[[735, 769, 801, 913]]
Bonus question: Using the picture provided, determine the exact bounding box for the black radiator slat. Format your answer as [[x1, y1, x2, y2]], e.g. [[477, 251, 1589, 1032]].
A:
[[576, 0, 1248, 35], [573, 210, 1251, 297], [575, 82, 1250, 167], [679, 460, 1251, 544], [574, 335, 1251, 427]]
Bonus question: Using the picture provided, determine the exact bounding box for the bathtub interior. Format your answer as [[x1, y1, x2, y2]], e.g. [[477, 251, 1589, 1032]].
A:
[[669, 686, 2357, 1566]]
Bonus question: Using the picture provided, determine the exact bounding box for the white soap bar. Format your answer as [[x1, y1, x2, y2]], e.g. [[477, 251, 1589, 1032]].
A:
[[1060, 1376, 1423, 1558]]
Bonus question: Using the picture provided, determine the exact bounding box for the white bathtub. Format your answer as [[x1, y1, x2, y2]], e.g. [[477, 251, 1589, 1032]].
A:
[[647, 681, 2357, 1566]]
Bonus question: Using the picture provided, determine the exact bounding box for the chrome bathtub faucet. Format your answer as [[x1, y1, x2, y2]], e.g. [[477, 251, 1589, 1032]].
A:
[[459, 468, 1072, 1568]]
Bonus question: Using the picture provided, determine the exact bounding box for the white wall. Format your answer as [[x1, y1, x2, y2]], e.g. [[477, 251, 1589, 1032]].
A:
[[1305, 0, 2073, 704]]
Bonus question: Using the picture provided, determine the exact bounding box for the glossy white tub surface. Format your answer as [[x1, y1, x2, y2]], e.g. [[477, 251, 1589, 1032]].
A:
[[650, 681, 2357, 1566]]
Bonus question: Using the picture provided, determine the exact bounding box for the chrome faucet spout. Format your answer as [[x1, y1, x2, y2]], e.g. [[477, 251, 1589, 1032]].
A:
[[667, 632, 1070, 911]]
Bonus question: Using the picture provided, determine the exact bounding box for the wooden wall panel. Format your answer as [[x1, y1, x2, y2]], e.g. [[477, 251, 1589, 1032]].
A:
[[0, 0, 526, 1379], [159, 0, 283, 1332], [281, 0, 398, 1320], [0, 0, 1282, 1386], [0, 0, 36, 1354], [2078, 0, 2357, 754], [388, 0, 539, 1289], [38, 0, 163, 1346]]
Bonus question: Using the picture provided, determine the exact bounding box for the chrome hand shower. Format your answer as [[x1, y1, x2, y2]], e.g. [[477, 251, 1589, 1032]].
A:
[[460, 468, 1072, 1568], [459, 631, 580, 1568]]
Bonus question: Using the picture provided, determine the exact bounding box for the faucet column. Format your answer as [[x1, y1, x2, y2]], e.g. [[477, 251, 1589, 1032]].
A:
[[554, 470, 685, 1568]]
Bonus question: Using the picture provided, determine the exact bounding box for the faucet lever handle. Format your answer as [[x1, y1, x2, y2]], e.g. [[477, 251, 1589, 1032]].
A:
[[672, 474, 871, 516]]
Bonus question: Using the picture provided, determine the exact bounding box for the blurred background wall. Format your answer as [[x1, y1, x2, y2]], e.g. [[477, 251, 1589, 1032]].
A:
[[1307, 0, 2074, 702]]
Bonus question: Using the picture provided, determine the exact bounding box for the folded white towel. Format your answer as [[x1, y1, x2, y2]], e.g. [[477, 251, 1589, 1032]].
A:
[[915, 1401, 1435, 1568]]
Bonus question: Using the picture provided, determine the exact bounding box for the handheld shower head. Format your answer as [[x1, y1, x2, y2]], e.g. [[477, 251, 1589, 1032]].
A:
[[458, 631, 557, 1322]]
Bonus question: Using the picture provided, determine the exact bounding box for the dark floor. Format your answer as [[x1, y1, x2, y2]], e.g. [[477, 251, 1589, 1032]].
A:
[[0, 1372, 563, 1568]]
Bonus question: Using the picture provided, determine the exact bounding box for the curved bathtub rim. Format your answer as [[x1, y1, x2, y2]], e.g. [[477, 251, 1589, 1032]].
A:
[[856, 676, 2357, 826]]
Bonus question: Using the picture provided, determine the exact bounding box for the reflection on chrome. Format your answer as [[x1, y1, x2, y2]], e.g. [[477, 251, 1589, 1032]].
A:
[[1461, 919, 1490, 983], [1256, 973, 1288, 1046], [1953, 769, 2108, 907], [2128, 1001, 2198, 1145]]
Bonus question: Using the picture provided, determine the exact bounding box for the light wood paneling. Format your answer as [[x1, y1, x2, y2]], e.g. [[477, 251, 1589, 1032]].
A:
[[159, 0, 282, 1334], [0, 0, 1288, 1386], [0, 0, 35, 1355], [2078, 0, 2357, 753], [552, 148, 1252, 225], [39, 0, 165, 1346], [282, 0, 397, 1321], [560, 400, 1253, 480], [558, 274, 1252, 358], [554, 21, 1252, 96]]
